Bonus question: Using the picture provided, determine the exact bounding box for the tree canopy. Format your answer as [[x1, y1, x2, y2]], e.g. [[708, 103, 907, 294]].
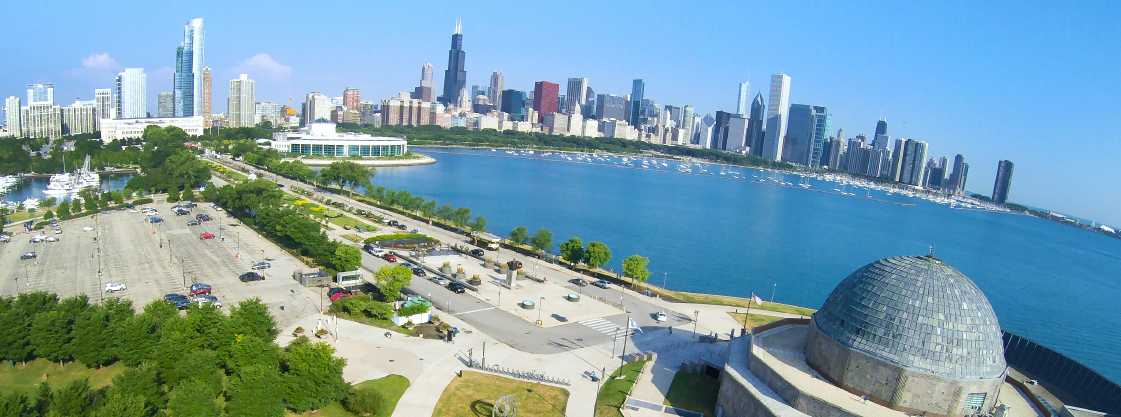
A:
[[622, 255, 651, 282]]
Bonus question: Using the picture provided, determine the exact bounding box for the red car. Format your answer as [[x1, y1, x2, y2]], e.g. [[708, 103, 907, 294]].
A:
[[330, 292, 351, 301], [200, 233, 215, 239], [383, 253, 397, 262]]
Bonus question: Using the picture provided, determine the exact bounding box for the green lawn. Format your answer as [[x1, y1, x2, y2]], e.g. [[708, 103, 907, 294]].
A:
[[362, 233, 431, 243], [594, 360, 648, 417], [672, 292, 816, 316], [286, 402, 353, 417], [0, 359, 126, 395], [726, 312, 783, 329], [356, 374, 410, 416], [432, 371, 569, 417], [663, 372, 720, 417], [327, 215, 375, 231], [340, 234, 363, 243]]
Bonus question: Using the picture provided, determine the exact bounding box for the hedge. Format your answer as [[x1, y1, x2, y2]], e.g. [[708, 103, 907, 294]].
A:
[[362, 233, 432, 244]]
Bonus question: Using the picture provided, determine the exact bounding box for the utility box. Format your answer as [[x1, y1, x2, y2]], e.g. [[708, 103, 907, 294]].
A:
[[294, 269, 330, 287], [336, 270, 363, 286]]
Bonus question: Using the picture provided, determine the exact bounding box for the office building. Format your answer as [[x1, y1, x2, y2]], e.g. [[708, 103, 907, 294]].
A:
[[4, 96, 21, 136], [302, 92, 333, 125], [809, 106, 831, 167], [500, 89, 527, 121], [439, 20, 467, 106], [629, 79, 644, 127], [695, 113, 715, 148], [116, 68, 147, 119], [680, 105, 694, 145], [821, 137, 845, 169], [947, 154, 967, 195], [711, 111, 733, 150], [992, 160, 1014, 204], [874, 119, 887, 138], [724, 115, 749, 152], [783, 104, 829, 166], [94, 89, 113, 129], [889, 139, 905, 181], [200, 67, 212, 124], [27, 84, 54, 105], [228, 74, 255, 127], [173, 18, 205, 117], [488, 71, 504, 108], [256, 102, 282, 125], [565, 77, 588, 114], [542, 112, 568, 135], [899, 139, 928, 186], [736, 82, 750, 115], [99, 116, 204, 141], [413, 63, 435, 102], [157, 92, 175, 117], [761, 73, 791, 161], [532, 81, 559, 123], [595, 94, 626, 121], [741, 93, 764, 156], [343, 88, 360, 110], [61, 100, 97, 135], [20, 104, 61, 139]]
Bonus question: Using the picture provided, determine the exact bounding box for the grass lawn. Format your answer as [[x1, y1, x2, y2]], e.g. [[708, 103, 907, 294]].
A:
[[340, 234, 363, 243], [594, 360, 648, 417], [672, 292, 816, 316], [663, 372, 720, 417], [210, 163, 249, 182], [327, 215, 374, 231], [432, 371, 569, 417], [286, 402, 353, 417], [726, 312, 783, 329], [0, 359, 126, 395], [356, 374, 410, 416]]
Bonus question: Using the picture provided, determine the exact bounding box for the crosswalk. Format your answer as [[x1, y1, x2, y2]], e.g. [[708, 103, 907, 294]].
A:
[[579, 317, 636, 338]]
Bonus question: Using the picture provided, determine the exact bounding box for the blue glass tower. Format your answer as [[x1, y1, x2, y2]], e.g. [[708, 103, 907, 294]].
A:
[[629, 79, 644, 127], [173, 18, 205, 117]]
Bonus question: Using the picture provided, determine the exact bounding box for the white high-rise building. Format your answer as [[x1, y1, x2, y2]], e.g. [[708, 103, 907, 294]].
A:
[[228, 74, 256, 127], [303, 92, 332, 125], [256, 102, 282, 125], [421, 63, 434, 87], [736, 82, 750, 115], [488, 71, 505, 109], [94, 89, 113, 130], [565, 77, 588, 114], [21, 103, 62, 139], [761, 73, 791, 161], [174, 18, 205, 117], [681, 105, 695, 145], [27, 84, 54, 105], [116, 68, 147, 119], [61, 100, 97, 135], [4, 96, 20, 137]]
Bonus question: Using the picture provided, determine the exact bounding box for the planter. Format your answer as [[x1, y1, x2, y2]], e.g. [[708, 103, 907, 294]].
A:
[[520, 300, 535, 310], [468, 278, 482, 286], [498, 267, 509, 274], [440, 267, 452, 274], [483, 262, 493, 268], [567, 294, 580, 302]]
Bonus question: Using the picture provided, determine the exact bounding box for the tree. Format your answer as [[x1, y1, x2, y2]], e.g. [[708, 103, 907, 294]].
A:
[[282, 341, 348, 412], [420, 200, 437, 219], [182, 187, 196, 202], [227, 298, 278, 342], [560, 238, 584, 265], [30, 309, 73, 364], [226, 335, 281, 377], [167, 380, 220, 417], [56, 200, 70, 219], [530, 229, 553, 255], [343, 386, 385, 416], [50, 378, 92, 417], [225, 364, 284, 417], [94, 394, 150, 417], [472, 215, 487, 233], [319, 161, 374, 197], [452, 207, 472, 229], [0, 392, 32, 417], [436, 204, 454, 221], [583, 241, 612, 269], [166, 188, 180, 203], [166, 350, 223, 398], [376, 265, 413, 301], [325, 245, 362, 272], [622, 255, 651, 282], [108, 364, 166, 413], [40, 197, 57, 207], [83, 194, 97, 212], [509, 226, 529, 246], [43, 210, 54, 220]]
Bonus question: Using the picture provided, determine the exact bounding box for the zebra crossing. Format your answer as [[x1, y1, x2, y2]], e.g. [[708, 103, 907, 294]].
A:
[[579, 317, 635, 338]]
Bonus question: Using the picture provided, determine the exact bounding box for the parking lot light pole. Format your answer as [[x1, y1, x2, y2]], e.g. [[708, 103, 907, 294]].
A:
[[236, 232, 240, 257], [693, 310, 700, 339], [537, 297, 544, 325]]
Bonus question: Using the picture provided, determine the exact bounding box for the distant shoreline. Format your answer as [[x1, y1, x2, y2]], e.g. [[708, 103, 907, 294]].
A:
[[282, 154, 436, 166]]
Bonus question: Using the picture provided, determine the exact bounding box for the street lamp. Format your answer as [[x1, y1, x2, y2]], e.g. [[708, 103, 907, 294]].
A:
[[693, 310, 700, 339], [537, 296, 545, 325], [236, 231, 240, 257], [770, 283, 777, 304]]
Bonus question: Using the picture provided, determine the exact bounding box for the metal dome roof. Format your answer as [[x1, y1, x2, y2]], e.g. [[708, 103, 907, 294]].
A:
[[812, 255, 1006, 380]]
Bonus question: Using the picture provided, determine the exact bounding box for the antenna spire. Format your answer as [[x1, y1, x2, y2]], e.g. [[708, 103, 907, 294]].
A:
[[454, 18, 461, 34]]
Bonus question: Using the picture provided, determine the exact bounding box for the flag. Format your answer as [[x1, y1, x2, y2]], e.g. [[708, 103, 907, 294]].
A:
[[752, 293, 764, 306], [628, 317, 643, 334]]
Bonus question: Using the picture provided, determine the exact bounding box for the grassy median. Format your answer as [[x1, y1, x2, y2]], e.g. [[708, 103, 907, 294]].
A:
[[432, 371, 569, 417], [726, 312, 784, 329], [594, 360, 648, 417]]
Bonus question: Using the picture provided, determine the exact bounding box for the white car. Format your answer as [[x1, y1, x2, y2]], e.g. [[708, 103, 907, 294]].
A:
[[370, 248, 386, 256], [129, 208, 138, 213], [431, 277, 449, 285], [655, 310, 668, 322], [82, 225, 94, 231], [53, 228, 62, 234], [0, 235, 10, 243], [104, 282, 127, 292], [44, 236, 59, 242]]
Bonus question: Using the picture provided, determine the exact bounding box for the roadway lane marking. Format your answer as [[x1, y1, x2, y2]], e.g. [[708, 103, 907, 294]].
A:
[[579, 318, 635, 337], [453, 307, 495, 316]]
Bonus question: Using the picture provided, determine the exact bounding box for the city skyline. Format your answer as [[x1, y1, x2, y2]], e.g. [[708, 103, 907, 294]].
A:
[[0, 1, 1118, 224]]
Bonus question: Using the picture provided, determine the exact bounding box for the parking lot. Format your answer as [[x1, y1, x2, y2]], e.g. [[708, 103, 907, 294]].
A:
[[0, 201, 325, 328]]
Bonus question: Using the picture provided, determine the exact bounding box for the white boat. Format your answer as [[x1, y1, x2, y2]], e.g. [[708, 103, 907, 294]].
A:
[[22, 197, 40, 210]]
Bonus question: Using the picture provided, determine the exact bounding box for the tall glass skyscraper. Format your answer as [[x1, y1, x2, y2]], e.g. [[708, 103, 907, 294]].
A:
[[736, 82, 749, 116], [116, 68, 147, 119], [174, 18, 205, 117], [629, 79, 644, 127], [440, 20, 467, 106], [762, 73, 792, 161], [992, 160, 1014, 204]]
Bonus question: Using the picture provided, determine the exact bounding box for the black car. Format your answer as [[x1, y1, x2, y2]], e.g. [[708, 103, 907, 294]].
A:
[[412, 267, 427, 277], [447, 282, 466, 294], [164, 293, 188, 301], [469, 249, 484, 257], [169, 297, 191, 309], [388, 220, 399, 226], [507, 260, 523, 270], [239, 272, 264, 282], [396, 224, 407, 230], [571, 278, 589, 286], [20, 252, 36, 260]]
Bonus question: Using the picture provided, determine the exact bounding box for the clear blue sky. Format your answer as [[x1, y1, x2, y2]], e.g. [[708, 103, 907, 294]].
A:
[[3, 1, 1119, 225]]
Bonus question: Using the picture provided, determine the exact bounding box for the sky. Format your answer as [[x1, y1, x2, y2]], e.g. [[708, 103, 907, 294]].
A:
[[2, 1, 1120, 225]]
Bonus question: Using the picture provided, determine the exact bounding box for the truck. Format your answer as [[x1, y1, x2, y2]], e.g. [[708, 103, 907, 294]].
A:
[[471, 232, 502, 251]]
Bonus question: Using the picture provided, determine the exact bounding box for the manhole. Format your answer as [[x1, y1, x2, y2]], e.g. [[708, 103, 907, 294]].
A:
[[388, 359, 394, 362]]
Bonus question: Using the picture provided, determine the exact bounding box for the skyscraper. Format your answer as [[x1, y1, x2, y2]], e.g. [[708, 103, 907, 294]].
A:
[[4, 96, 20, 137], [173, 18, 205, 117], [680, 105, 694, 144], [229, 74, 255, 127], [565, 78, 588, 114], [439, 20, 467, 106], [875, 119, 887, 139], [899, 139, 928, 186], [532, 81, 559, 123], [61, 100, 97, 135], [783, 104, 829, 166], [157, 92, 175, 117], [947, 154, 967, 195], [761, 73, 791, 161], [414, 63, 435, 102], [488, 71, 504, 108], [736, 82, 750, 115], [629, 79, 644, 127], [94, 89, 113, 129], [595, 94, 626, 121], [343, 88, 361, 110], [697, 113, 715, 148], [809, 106, 831, 167], [890, 139, 905, 181], [712, 111, 734, 150], [746, 93, 765, 156], [303, 92, 332, 125], [116, 68, 147, 119], [992, 160, 1014, 204], [200, 67, 212, 124], [27, 84, 54, 105], [500, 89, 527, 121]]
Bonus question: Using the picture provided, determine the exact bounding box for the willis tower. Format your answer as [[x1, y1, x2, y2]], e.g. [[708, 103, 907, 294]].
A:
[[439, 19, 467, 106]]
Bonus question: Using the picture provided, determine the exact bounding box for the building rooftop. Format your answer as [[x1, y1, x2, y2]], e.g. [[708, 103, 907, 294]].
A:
[[812, 255, 1006, 380]]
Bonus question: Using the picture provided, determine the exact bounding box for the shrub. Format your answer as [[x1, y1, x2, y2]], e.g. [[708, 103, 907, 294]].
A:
[[343, 387, 384, 416], [517, 269, 525, 275], [398, 303, 429, 317], [442, 262, 451, 268], [133, 197, 154, 205]]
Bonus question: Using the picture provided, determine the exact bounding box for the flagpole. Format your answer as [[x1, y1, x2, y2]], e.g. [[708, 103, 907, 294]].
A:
[[744, 292, 752, 331], [619, 315, 630, 371]]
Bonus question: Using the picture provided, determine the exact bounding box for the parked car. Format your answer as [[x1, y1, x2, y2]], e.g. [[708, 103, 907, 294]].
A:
[[0, 235, 10, 243], [189, 283, 212, 295], [469, 248, 484, 257], [383, 253, 397, 262], [29, 236, 43, 243], [396, 224, 407, 230], [251, 262, 271, 270], [82, 225, 94, 231], [239, 272, 264, 282], [411, 228, 420, 233], [592, 279, 611, 289], [412, 267, 427, 277], [447, 282, 466, 294], [507, 260, 523, 270], [187, 220, 200, 226], [104, 282, 127, 293], [20, 252, 37, 260], [328, 288, 351, 301], [194, 294, 222, 308], [168, 297, 191, 309], [200, 233, 215, 239], [196, 214, 212, 221], [571, 278, 589, 287], [149, 217, 164, 223], [388, 219, 399, 226], [431, 277, 449, 285], [44, 236, 59, 242], [368, 247, 386, 256], [164, 293, 188, 302], [53, 227, 62, 234], [175, 209, 189, 216]]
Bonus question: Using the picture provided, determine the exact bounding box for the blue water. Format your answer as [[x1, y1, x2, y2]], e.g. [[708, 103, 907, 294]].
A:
[[367, 148, 1121, 383], [1, 174, 134, 204]]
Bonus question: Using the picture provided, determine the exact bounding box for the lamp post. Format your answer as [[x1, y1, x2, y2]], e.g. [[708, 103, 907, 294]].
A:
[[770, 283, 776, 303], [181, 258, 186, 288], [693, 310, 700, 339], [236, 231, 240, 257], [536, 297, 544, 325]]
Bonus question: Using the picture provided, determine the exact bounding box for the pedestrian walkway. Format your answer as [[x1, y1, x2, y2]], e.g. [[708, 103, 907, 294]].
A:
[[580, 317, 635, 338]]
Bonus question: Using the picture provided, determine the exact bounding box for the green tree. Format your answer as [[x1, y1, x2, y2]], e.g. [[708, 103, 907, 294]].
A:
[[167, 380, 220, 417], [226, 335, 281, 377], [375, 265, 413, 301], [451, 207, 472, 229], [225, 364, 284, 417], [509, 226, 529, 245], [420, 200, 437, 218], [622, 255, 651, 282], [319, 161, 374, 197], [112, 189, 125, 205], [108, 364, 166, 413], [560, 237, 584, 265], [227, 298, 278, 342], [166, 350, 223, 398], [282, 341, 348, 412], [583, 241, 612, 269], [182, 187, 196, 202], [436, 204, 454, 220], [83, 195, 98, 212], [93, 394, 150, 417], [43, 210, 54, 220], [530, 229, 554, 256], [326, 245, 362, 272], [0, 392, 32, 417], [35, 380, 51, 415], [30, 310, 73, 364], [56, 200, 70, 219], [343, 386, 384, 416], [50, 378, 92, 417], [166, 188, 180, 203], [471, 215, 487, 233], [40, 197, 57, 207]]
